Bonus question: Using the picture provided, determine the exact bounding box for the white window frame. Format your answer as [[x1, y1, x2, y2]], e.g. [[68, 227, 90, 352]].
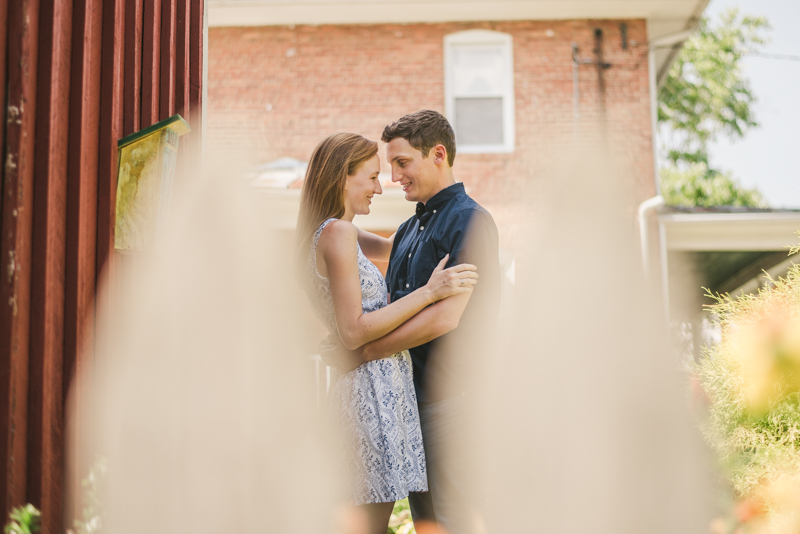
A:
[[444, 29, 515, 154]]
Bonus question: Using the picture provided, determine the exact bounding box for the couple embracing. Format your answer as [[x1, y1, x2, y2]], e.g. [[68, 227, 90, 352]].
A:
[[297, 110, 500, 534]]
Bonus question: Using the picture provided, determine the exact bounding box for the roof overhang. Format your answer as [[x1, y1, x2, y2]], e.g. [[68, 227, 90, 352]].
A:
[[660, 211, 800, 252], [661, 210, 800, 298], [209, 0, 710, 81], [209, 0, 708, 27]]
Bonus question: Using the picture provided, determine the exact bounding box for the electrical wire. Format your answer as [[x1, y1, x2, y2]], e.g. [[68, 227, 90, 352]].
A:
[[747, 52, 800, 62], [652, 44, 800, 62]]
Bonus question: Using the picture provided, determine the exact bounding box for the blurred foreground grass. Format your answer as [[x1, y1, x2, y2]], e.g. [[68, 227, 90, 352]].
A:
[[388, 498, 414, 534]]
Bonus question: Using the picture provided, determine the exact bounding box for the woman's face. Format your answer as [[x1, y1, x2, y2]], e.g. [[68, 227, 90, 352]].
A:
[[343, 154, 382, 218]]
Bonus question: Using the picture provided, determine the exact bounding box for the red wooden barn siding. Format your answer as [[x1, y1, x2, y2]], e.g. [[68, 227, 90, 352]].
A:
[[0, 0, 205, 531]]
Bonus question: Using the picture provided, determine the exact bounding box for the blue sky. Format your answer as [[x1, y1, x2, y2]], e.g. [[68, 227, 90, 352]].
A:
[[703, 0, 800, 208]]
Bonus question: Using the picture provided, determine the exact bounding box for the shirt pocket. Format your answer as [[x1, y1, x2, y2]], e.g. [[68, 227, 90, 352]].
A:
[[408, 237, 446, 289]]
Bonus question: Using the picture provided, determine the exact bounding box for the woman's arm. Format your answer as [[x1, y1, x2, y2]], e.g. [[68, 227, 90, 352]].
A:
[[355, 227, 395, 262], [319, 293, 471, 374], [319, 220, 476, 351], [360, 293, 470, 362]]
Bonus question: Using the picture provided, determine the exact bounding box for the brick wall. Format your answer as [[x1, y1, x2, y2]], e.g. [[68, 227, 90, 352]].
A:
[[208, 19, 656, 249]]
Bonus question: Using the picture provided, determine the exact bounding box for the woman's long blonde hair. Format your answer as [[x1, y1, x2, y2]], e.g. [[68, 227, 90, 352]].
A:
[[295, 133, 378, 277]]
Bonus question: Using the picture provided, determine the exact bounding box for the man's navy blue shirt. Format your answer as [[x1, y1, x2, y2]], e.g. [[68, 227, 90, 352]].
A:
[[385, 182, 500, 403]]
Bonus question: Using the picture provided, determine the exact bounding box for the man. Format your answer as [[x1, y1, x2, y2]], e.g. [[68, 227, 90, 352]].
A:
[[327, 110, 500, 533]]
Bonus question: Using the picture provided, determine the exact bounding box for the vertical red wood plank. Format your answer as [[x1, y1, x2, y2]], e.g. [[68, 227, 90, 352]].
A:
[[160, 0, 176, 119], [93, 6, 125, 496], [122, 0, 142, 136], [172, 0, 191, 188], [188, 0, 202, 134], [0, 0, 40, 518], [98, 0, 124, 282], [64, 0, 103, 513], [175, 0, 189, 123], [0, 0, 9, 231], [141, 0, 161, 127], [28, 0, 71, 529]]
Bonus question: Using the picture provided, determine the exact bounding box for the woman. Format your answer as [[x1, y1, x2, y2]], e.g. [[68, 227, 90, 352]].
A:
[[297, 133, 478, 533]]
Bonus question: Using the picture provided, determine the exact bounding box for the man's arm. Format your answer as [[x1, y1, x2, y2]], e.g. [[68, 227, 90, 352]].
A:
[[356, 227, 395, 262], [363, 209, 497, 362], [319, 293, 470, 372], [322, 209, 497, 371], [361, 292, 470, 361]]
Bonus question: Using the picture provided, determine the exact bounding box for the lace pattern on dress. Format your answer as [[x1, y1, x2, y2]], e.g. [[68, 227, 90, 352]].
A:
[[305, 218, 428, 505]]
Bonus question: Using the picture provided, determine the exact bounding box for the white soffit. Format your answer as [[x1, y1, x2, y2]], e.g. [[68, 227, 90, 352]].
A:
[[660, 212, 800, 252], [209, 1, 707, 28]]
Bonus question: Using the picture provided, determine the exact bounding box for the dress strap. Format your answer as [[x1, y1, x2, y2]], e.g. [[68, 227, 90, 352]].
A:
[[313, 218, 339, 249], [311, 218, 339, 280]]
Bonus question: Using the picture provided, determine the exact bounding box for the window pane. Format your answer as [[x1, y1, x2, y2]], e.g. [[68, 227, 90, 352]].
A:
[[455, 97, 504, 145], [452, 45, 505, 96]]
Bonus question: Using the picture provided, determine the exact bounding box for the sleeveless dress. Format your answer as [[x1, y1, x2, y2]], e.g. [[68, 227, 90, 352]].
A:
[[306, 218, 428, 505]]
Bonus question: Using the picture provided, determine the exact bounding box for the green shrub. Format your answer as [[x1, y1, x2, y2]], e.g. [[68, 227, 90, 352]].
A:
[[69, 457, 106, 534], [388, 498, 415, 534], [4, 504, 41, 534], [695, 251, 800, 521]]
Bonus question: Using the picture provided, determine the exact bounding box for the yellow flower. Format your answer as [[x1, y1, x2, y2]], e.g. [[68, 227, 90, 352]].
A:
[[733, 308, 800, 413]]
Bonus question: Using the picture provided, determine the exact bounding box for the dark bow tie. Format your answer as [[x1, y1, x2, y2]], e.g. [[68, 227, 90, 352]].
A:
[[415, 202, 434, 225]]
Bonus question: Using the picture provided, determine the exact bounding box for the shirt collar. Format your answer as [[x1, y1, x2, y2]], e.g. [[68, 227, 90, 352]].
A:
[[415, 182, 464, 219]]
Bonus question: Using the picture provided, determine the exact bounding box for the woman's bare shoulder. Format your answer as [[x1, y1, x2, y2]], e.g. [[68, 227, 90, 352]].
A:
[[318, 219, 358, 250]]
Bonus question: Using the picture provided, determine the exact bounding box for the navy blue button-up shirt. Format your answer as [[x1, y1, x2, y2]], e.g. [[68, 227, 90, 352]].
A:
[[386, 183, 500, 403]]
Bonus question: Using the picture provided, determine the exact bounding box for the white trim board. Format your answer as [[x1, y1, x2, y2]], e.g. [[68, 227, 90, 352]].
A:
[[660, 212, 800, 252], [209, 1, 706, 27]]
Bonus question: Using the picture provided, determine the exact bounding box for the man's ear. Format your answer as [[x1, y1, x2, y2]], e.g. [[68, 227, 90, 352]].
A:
[[432, 144, 448, 166]]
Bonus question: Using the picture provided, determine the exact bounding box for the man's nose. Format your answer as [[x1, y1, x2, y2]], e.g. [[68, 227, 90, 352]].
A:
[[391, 169, 402, 182]]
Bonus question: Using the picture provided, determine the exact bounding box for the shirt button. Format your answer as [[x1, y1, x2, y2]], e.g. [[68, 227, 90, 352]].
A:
[[408, 253, 411, 258], [419, 226, 424, 231], [433, 210, 436, 214], [406, 283, 409, 288]]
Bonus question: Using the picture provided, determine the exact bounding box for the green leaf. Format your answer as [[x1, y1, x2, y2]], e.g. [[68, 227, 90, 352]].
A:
[[657, 8, 771, 207]]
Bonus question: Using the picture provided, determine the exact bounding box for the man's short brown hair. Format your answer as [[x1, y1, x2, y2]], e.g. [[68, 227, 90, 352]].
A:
[[381, 110, 456, 167]]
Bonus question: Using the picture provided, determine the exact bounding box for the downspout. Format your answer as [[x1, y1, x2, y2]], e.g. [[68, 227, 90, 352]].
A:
[[638, 195, 665, 276], [643, 28, 698, 320]]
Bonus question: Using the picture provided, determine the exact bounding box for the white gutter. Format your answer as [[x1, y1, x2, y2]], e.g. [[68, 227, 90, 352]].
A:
[[638, 195, 665, 275], [638, 195, 668, 320], [644, 28, 700, 321]]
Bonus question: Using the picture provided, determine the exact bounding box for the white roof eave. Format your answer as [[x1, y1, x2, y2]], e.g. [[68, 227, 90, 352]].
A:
[[660, 212, 800, 252]]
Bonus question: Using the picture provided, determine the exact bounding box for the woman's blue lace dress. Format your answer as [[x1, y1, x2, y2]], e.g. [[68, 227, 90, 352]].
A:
[[307, 218, 428, 505]]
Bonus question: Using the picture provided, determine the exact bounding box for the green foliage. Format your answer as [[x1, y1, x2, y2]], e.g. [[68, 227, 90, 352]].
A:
[[695, 262, 800, 499], [388, 498, 415, 534], [789, 232, 800, 256], [660, 162, 766, 208], [4, 505, 40, 534], [658, 8, 770, 207], [69, 457, 106, 534]]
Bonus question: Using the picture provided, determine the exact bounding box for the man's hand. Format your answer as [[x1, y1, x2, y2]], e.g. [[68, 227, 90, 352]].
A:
[[319, 333, 364, 374]]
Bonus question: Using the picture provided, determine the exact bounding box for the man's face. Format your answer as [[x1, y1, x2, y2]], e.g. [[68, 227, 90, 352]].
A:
[[386, 137, 439, 203]]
